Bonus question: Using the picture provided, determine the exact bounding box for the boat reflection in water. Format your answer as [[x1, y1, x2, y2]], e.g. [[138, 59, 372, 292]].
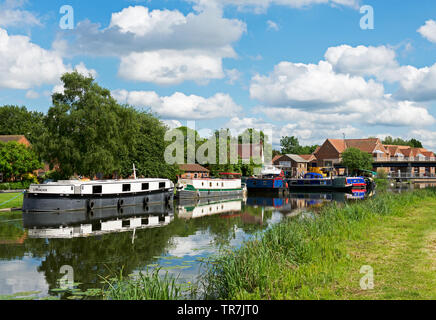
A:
[[23, 202, 174, 239], [176, 195, 243, 219]]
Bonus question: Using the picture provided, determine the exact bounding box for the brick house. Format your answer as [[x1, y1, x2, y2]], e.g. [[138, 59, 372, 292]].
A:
[[178, 164, 210, 179], [314, 138, 436, 176], [314, 138, 388, 168], [272, 154, 309, 178]]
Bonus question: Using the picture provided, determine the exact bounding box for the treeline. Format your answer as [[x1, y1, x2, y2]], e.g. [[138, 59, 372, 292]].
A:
[[381, 136, 423, 148]]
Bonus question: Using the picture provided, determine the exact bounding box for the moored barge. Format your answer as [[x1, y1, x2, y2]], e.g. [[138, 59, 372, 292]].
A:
[[176, 173, 243, 199], [22, 178, 174, 213]]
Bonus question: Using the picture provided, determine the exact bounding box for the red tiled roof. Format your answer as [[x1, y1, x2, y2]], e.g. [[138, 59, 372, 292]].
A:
[[299, 154, 316, 161], [179, 164, 209, 172], [328, 138, 386, 154], [0, 135, 30, 145], [272, 155, 282, 163]]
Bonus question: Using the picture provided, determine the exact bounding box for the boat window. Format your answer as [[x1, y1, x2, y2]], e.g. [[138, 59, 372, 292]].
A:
[[142, 183, 149, 191], [202, 182, 204, 186], [122, 184, 131, 192], [159, 182, 165, 189], [210, 182, 212, 187], [222, 183, 224, 187], [71, 186, 73, 191], [93, 185, 102, 194]]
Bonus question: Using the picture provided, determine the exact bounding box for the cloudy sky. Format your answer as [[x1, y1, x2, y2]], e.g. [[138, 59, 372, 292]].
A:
[[1, 0, 436, 149]]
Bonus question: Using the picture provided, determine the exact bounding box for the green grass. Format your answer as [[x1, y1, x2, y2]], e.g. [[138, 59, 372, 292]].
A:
[[202, 188, 436, 300], [0, 192, 23, 209], [100, 268, 196, 300]]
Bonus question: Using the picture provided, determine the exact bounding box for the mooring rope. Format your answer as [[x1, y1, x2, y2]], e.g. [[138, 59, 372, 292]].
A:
[[0, 191, 25, 208]]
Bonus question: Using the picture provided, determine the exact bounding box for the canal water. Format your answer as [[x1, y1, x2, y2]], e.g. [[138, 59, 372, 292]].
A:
[[0, 185, 426, 299]]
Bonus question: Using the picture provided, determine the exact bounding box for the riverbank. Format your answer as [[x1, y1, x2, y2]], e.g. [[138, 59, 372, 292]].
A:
[[203, 188, 436, 300], [0, 192, 23, 211]]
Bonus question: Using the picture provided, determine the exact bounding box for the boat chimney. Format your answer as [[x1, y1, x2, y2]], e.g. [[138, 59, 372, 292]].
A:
[[133, 163, 137, 179]]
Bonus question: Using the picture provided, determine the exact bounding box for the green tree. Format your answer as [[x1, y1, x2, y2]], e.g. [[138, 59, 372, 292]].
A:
[[0, 141, 42, 181], [382, 136, 423, 148], [39, 72, 177, 180], [280, 136, 318, 155], [0, 105, 46, 145], [341, 147, 373, 175]]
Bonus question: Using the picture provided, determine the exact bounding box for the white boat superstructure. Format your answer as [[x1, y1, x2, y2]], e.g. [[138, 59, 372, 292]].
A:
[[176, 173, 243, 199], [23, 178, 174, 213]]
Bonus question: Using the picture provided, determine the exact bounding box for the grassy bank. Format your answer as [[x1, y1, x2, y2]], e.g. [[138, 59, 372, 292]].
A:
[[0, 192, 23, 210], [203, 188, 436, 300]]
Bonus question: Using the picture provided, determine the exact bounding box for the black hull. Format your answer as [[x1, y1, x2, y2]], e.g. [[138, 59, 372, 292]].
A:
[[22, 188, 174, 213]]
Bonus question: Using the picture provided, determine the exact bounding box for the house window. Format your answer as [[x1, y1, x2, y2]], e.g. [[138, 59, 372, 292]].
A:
[[122, 184, 131, 192], [93, 185, 102, 194], [142, 183, 149, 191], [324, 161, 333, 167]]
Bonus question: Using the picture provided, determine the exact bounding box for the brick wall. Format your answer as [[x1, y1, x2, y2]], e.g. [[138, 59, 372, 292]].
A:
[[314, 140, 341, 166]]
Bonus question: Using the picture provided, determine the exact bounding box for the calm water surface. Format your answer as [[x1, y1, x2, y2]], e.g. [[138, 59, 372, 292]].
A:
[[0, 184, 423, 299]]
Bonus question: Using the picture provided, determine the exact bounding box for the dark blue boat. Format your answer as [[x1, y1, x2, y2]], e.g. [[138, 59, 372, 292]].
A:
[[246, 169, 288, 194]]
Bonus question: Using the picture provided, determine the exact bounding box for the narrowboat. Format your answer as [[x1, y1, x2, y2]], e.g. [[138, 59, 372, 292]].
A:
[[288, 173, 353, 192], [22, 178, 174, 213], [245, 166, 288, 194], [176, 172, 243, 199]]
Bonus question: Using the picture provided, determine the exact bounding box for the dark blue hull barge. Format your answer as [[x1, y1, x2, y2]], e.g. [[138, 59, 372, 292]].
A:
[[246, 176, 289, 195], [287, 174, 367, 193]]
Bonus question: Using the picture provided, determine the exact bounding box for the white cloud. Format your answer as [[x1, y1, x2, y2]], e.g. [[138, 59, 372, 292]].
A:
[[409, 129, 436, 150], [118, 49, 229, 85], [250, 60, 383, 108], [190, 0, 359, 13], [325, 44, 436, 102], [25, 90, 39, 99], [59, 5, 246, 85], [267, 20, 279, 31], [162, 119, 183, 129], [109, 6, 187, 36], [325, 44, 398, 79], [258, 97, 435, 128], [0, 28, 67, 89], [0, 0, 41, 27], [112, 89, 242, 120], [418, 19, 436, 44], [225, 68, 242, 84]]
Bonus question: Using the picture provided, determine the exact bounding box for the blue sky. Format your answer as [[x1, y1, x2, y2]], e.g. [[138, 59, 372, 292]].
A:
[[1, 0, 436, 149]]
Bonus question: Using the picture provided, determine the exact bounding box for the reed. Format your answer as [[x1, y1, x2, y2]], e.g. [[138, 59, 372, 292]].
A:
[[202, 188, 436, 299], [101, 268, 187, 300]]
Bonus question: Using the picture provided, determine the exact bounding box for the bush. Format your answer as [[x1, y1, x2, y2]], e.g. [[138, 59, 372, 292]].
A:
[[0, 181, 32, 190]]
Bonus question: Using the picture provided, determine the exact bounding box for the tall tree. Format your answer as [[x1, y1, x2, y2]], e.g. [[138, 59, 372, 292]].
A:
[[39, 72, 177, 180]]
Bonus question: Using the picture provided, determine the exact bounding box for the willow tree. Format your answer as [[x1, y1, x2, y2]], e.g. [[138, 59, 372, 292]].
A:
[[40, 72, 177, 180]]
